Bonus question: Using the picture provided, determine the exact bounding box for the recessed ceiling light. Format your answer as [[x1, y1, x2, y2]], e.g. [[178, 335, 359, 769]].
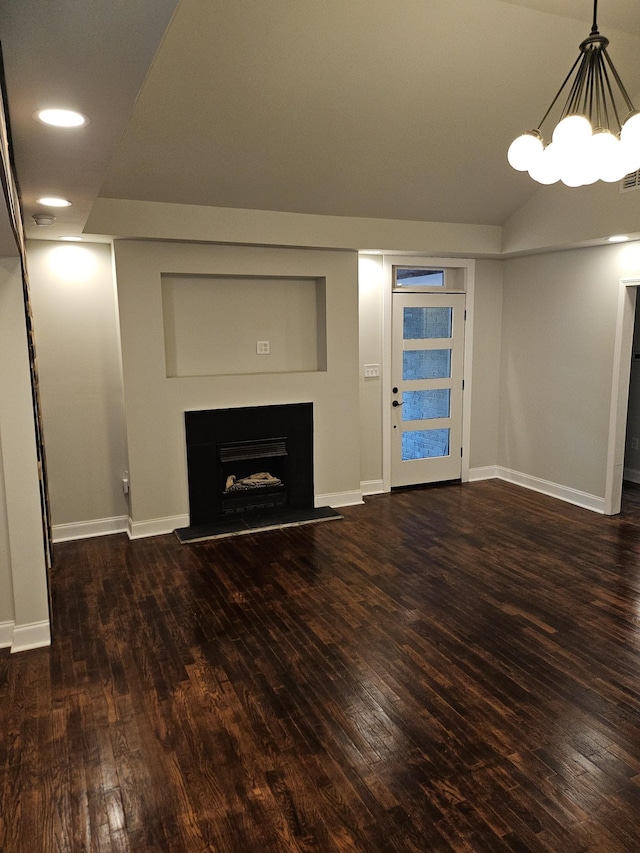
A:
[[608, 235, 629, 243], [37, 196, 71, 207], [34, 108, 88, 128]]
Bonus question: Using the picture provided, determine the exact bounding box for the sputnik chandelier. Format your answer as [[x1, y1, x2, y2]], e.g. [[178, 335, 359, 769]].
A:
[[507, 0, 640, 187]]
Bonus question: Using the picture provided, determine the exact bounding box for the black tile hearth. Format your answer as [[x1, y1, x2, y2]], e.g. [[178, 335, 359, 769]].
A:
[[174, 504, 341, 542]]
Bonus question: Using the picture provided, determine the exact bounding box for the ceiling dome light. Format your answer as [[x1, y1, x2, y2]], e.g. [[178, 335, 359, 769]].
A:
[[507, 0, 637, 188], [37, 196, 71, 207], [32, 213, 56, 226], [34, 108, 88, 128]]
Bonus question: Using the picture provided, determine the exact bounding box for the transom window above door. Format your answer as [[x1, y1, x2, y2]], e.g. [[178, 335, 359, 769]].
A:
[[393, 266, 466, 292]]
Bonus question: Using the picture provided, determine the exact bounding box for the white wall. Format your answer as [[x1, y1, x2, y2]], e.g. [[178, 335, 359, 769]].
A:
[[503, 180, 640, 255], [500, 241, 640, 501], [26, 241, 129, 538], [469, 259, 503, 471], [0, 421, 15, 634], [87, 198, 502, 256], [112, 240, 362, 536], [358, 255, 384, 489], [0, 256, 51, 651]]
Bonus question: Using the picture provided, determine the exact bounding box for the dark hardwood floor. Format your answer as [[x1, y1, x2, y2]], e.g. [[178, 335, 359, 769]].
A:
[[2, 479, 640, 852]]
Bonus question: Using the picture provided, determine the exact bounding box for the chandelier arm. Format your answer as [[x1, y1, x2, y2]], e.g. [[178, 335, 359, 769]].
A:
[[537, 52, 583, 129], [599, 58, 624, 131], [587, 53, 598, 124], [562, 53, 589, 119], [601, 49, 636, 114], [592, 52, 604, 128]]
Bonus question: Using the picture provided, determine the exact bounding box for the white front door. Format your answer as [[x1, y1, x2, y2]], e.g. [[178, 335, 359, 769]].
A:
[[391, 292, 465, 487]]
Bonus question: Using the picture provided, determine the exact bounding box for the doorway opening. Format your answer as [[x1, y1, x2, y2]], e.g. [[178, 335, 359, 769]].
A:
[[605, 278, 639, 514]]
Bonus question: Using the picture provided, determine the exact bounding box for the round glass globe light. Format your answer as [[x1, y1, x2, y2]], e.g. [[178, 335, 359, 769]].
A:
[[621, 111, 640, 146], [600, 157, 632, 183], [560, 172, 583, 187], [528, 143, 561, 185], [619, 138, 640, 174], [507, 132, 543, 171], [620, 113, 640, 173], [590, 129, 621, 180], [552, 115, 592, 150]]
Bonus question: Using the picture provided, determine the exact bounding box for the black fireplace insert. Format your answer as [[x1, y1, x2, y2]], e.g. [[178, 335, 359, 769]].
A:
[[177, 403, 336, 540]]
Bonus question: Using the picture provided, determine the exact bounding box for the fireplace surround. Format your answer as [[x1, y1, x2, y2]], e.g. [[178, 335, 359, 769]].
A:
[[176, 403, 339, 541]]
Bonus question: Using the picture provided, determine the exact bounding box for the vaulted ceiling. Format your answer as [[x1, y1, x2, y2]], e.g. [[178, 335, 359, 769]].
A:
[[2, 0, 640, 242]]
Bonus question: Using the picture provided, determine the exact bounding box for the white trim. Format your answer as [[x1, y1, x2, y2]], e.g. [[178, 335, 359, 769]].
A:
[[315, 490, 364, 508], [361, 479, 384, 495], [128, 514, 190, 539], [0, 620, 14, 649], [623, 467, 640, 485], [382, 257, 393, 492], [468, 465, 500, 481], [460, 262, 475, 484], [381, 255, 475, 493], [605, 278, 639, 515], [52, 515, 128, 542], [11, 620, 51, 653], [497, 467, 605, 514]]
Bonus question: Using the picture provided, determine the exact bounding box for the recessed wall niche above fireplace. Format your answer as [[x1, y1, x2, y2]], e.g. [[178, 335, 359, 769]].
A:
[[176, 403, 341, 541]]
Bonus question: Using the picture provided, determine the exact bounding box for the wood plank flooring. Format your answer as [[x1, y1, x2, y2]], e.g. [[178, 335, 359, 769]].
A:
[[2, 479, 640, 851]]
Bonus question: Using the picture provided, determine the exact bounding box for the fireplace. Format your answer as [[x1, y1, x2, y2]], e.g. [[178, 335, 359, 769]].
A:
[[177, 403, 338, 541]]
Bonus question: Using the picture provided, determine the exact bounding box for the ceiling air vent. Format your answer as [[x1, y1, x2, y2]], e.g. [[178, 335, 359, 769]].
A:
[[621, 170, 640, 192]]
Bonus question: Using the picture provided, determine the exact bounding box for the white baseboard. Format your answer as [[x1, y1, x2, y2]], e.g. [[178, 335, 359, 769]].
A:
[[468, 465, 500, 482], [0, 620, 14, 649], [11, 619, 51, 653], [623, 467, 640, 484], [361, 479, 384, 496], [52, 515, 128, 543], [496, 466, 605, 514], [128, 514, 190, 539], [469, 465, 604, 513], [315, 490, 364, 508]]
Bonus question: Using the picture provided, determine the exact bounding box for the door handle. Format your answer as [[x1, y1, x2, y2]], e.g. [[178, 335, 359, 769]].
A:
[[392, 400, 403, 407]]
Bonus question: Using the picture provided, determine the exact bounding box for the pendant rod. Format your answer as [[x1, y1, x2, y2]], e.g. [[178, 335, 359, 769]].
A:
[[537, 53, 582, 130], [565, 55, 586, 117], [601, 49, 636, 114]]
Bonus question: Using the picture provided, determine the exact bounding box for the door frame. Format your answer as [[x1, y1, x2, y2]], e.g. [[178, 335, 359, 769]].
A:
[[605, 277, 639, 515], [381, 256, 475, 493]]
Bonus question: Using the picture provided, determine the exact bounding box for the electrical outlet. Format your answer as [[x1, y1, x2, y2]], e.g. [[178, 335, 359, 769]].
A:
[[364, 363, 380, 378], [256, 340, 270, 355]]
